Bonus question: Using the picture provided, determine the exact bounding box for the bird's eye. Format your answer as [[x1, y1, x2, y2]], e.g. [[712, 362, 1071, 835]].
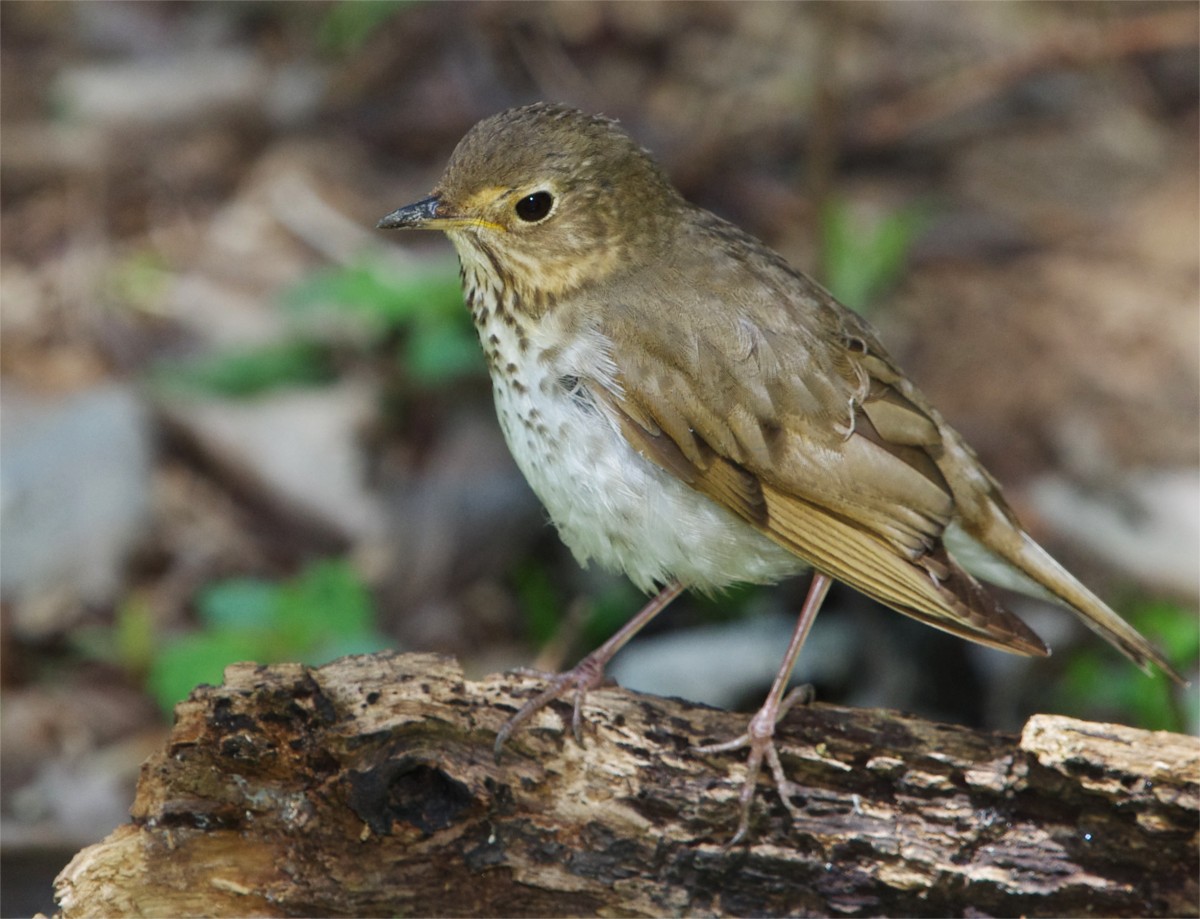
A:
[[514, 191, 554, 222]]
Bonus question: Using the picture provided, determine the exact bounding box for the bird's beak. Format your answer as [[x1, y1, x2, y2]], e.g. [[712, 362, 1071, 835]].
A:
[[377, 195, 504, 233], [378, 195, 441, 229]]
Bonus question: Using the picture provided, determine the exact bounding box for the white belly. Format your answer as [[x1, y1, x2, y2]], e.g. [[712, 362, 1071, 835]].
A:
[[477, 302, 805, 594]]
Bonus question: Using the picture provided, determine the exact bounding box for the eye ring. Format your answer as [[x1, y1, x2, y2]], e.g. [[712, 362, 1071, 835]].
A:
[[514, 191, 554, 223]]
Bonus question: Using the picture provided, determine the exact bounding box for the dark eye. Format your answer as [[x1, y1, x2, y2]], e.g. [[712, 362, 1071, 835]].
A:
[[515, 191, 554, 222]]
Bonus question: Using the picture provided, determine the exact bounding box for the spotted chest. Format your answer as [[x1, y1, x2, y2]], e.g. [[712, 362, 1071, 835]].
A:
[[459, 267, 805, 595]]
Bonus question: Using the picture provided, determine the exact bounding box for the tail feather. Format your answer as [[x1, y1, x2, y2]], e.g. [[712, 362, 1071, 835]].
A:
[[950, 520, 1186, 684]]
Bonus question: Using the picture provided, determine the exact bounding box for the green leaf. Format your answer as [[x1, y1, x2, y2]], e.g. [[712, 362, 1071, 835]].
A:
[[197, 578, 280, 631], [147, 559, 387, 714], [152, 340, 335, 398], [1055, 596, 1196, 733], [514, 564, 564, 647], [113, 596, 157, 674], [148, 628, 273, 714], [70, 597, 157, 674], [820, 198, 927, 313], [286, 260, 463, 329], [582, 582, 646, 649], [286, 259, 482, 384], [1132, 599, 1200, 662], [691, 583, 762, 624], [404, 317, 485, 383], [306, 631, 394, 668], [279, 558, 377, 652], [106, 250, 171, 312], [318, 0, 413, 55]]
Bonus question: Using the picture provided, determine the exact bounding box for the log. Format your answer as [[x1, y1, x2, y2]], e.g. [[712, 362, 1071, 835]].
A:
[[55, 651, 1198, 917]]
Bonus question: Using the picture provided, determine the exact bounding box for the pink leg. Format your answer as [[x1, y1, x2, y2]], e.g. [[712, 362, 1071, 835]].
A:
[[494, 579, 686, 760], [693, 571, 832, 845]]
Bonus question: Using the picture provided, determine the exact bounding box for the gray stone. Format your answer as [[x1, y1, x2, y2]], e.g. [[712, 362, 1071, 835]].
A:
[[158, 380, 383, 541], [0, 383, 154, 637]]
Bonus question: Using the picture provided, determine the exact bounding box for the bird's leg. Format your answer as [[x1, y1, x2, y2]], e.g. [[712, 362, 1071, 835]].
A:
[[693, 571, 832, 845], [494, 579, 686, 760]]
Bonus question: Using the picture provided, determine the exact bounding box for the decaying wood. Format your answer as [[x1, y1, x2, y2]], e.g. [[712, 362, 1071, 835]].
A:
[[55, 652, 1198, 917]]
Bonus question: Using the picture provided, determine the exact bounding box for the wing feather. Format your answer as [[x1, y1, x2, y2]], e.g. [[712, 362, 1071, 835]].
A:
[[576, 208, 1178, 676], [591, 372, 1048, 657]]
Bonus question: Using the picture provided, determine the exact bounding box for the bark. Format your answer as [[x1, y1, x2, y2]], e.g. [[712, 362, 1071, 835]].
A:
[[55, 651, 1198, 917]]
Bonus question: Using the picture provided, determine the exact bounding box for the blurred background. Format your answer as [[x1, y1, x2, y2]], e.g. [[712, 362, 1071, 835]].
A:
[[2, 1, 1197, 912]]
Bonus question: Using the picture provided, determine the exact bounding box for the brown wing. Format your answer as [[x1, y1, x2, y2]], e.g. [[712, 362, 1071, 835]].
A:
[[586, 208, 1183, 679], [584, 229, 1047, 657], [590, 371, 1049, 658]]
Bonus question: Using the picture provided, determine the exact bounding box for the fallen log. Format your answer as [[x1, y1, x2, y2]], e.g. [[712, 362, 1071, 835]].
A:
[[55, 651, 1199, 917]]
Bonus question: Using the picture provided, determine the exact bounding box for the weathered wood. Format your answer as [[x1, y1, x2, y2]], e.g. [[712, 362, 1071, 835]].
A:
[[55, 652, 1198, 917]]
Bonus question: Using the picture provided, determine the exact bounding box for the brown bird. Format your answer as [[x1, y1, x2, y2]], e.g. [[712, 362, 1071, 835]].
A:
[[379, 102, 1183, 843]]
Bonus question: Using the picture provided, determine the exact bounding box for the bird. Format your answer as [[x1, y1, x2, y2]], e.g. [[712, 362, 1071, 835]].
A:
[[378, 102, 1183, 843]]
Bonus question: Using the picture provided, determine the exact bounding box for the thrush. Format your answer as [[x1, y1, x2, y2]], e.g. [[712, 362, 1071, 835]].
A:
[[379, 102, 1183, 843]]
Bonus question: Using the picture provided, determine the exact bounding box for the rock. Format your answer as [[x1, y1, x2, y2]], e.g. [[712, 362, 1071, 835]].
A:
[[56, 49, 265, 126], [0, 383, 154, 638], [610, 610, 855, 709], [1030, 468, 1200, 600], [158, 380, 383, 541]]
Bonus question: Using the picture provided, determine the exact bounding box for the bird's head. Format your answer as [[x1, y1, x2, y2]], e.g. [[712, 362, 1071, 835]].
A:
[[379, 103, 680, 305]]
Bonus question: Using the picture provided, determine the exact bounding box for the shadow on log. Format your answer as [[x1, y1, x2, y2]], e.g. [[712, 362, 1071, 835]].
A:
[[55, 651, 1198, 917]]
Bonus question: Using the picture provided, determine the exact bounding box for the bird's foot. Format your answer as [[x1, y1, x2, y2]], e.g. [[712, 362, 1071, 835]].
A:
[[493, 654, 609, 761], [692, 683, 815, 846], [493, 580, 686, 761]]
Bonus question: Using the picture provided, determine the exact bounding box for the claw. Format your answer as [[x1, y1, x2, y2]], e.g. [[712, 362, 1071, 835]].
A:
[[494, 665, 601, 761], [694, 683, 816, 845], [493, 580, 686, 760]]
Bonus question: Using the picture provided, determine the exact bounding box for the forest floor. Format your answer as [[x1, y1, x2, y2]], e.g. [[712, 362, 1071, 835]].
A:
[[2, 3, 1197, 914]]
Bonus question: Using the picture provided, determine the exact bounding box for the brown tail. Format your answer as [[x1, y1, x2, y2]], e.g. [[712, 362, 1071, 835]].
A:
[[974, 519, 1186, 684]]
